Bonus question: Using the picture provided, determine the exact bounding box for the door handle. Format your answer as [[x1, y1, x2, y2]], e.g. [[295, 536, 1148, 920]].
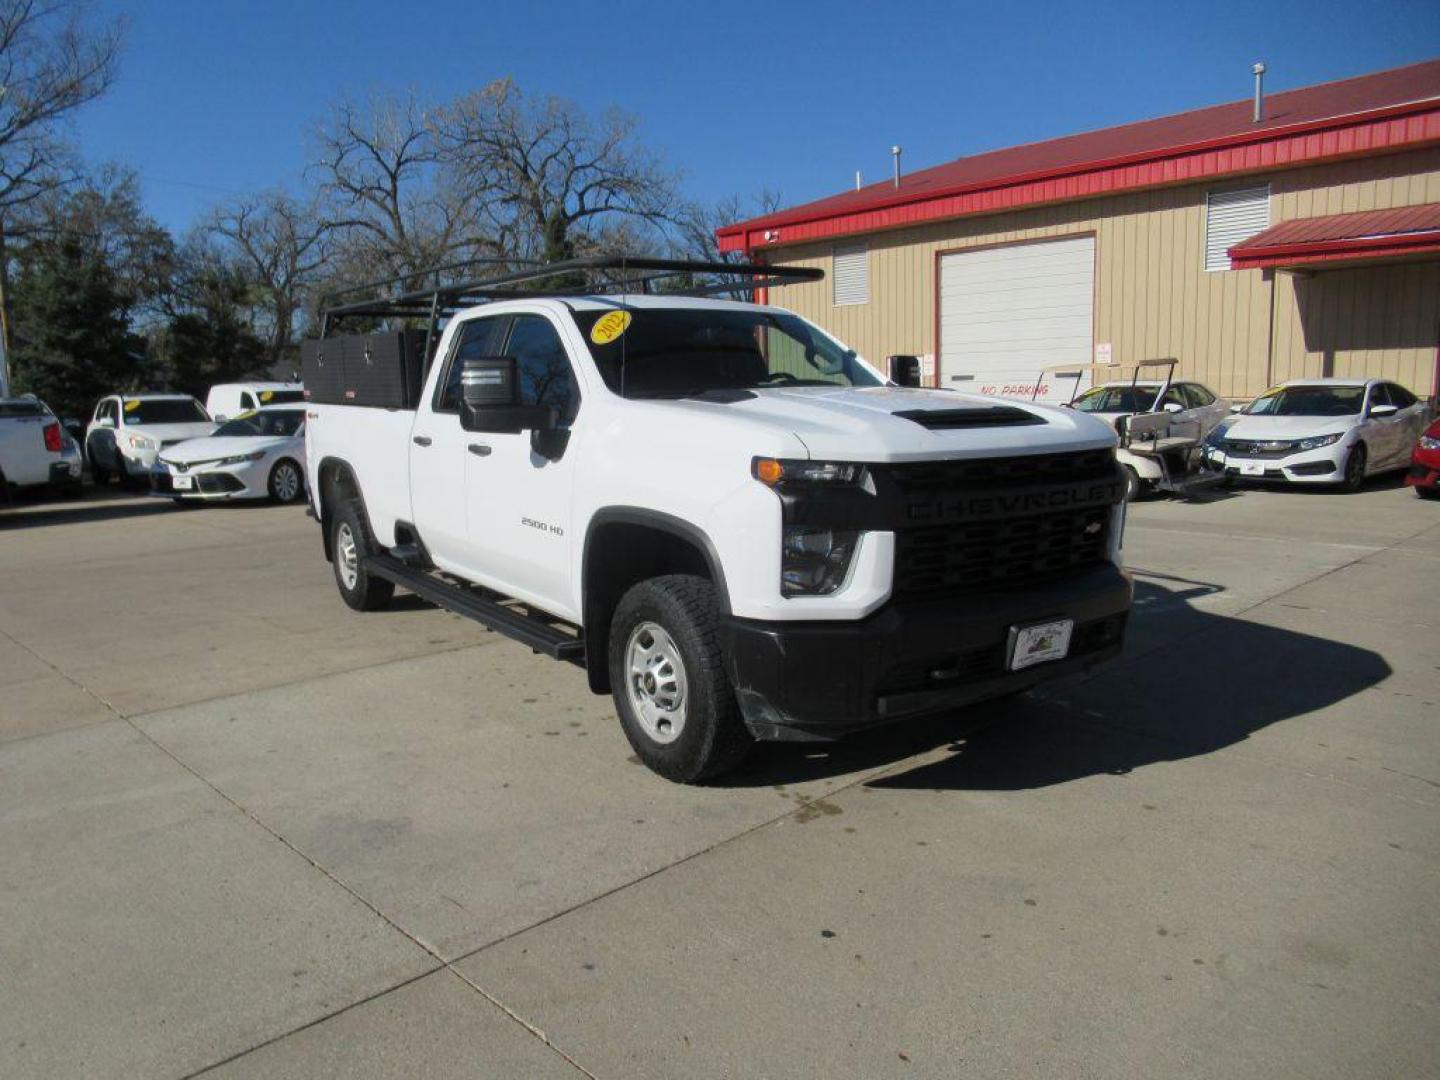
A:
[[412, 435, 432, 447], [468, 443, 491, 457]]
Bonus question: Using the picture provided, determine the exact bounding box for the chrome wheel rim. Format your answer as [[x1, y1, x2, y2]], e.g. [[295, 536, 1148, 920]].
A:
[[274, 463, 300, 502], [624, 621, 688, 744], [336, 522, 359, 590]]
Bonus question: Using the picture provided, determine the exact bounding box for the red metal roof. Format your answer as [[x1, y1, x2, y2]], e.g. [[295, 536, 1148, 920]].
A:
[[718, 60, 1440, 253], [1228, 201, 1440, 269]]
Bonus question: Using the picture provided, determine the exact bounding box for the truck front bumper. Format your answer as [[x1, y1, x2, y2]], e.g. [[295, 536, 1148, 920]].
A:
[[722, 564, 1131, 741]]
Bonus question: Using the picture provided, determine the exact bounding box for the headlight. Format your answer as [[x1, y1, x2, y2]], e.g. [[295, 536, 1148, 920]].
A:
[[781, 527, 860, 596], [125, 433, 154, 450], [1420, 435, 1440, 451], [752, 457, 868, 487], [1294, 433, 1343, 452], [218, 450, 266, 467]]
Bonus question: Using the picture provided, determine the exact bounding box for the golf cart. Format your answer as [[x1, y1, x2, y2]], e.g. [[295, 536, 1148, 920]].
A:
[[1034, 358, 1226, 500]]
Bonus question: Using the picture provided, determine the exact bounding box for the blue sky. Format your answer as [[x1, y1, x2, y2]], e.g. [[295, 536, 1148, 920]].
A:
[[67, 0, 1440, 236]]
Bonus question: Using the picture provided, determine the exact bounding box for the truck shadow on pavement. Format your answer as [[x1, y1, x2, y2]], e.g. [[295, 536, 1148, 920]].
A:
[[728, 577, 1392, 791]]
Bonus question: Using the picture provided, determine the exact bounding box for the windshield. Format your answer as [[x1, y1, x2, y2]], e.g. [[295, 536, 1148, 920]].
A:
[[214, 409, 304, 437], [122, 399, 209, 425], [255, 389, 305, 405], [1071, 386, 1159, 414], [1245, 386, 1365, 417], [574, 308, 882, 399]]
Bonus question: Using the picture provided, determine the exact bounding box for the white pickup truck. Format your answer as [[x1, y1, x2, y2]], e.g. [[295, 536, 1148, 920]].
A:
[[304, 258, 1132, 782], [0, 396, 83, 498]]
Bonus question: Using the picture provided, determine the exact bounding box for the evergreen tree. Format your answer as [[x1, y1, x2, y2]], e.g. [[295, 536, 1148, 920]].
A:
[[9, 236, 144, 417]]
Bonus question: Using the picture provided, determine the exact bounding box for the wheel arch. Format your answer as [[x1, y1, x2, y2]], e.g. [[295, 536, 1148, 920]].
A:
[[581, 508, 730, 695], [315, 456, 367, 562]]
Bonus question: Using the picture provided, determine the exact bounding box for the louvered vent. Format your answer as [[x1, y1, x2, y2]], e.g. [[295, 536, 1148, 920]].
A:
[[832, 242, 869, 305], [1205, 186, 1270, 271]]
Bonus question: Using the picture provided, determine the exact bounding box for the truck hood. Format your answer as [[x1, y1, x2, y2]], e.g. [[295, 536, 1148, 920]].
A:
[[657, 386, 1117, 461], [1215, 414, 1357, 441], [125, 421, 218, 444], [160, 434, 290, 464]]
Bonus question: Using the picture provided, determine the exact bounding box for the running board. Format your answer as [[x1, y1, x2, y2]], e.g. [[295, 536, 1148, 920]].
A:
[[362, 554, 585, 661]]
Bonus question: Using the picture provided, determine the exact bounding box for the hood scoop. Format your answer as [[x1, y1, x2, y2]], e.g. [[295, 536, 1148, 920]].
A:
[[892, 405, 1045, 430]]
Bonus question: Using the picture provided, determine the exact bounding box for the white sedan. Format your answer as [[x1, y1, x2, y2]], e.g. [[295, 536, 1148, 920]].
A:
[[1204, 378, 1430, 491], [150, 406, 307, 503]]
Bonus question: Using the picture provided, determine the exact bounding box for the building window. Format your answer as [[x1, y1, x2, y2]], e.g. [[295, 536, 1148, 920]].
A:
[[832, 242, 869, 305], [1204, 185, 1270, 271]]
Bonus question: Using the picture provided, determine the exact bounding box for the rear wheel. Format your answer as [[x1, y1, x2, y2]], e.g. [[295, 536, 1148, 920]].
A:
[[330, 500, 394, 611], [1416, 485, 1439, 500], [1341, 443, 1367, 492], [268, 459, 304, 503], [608, 575, 752, 783]]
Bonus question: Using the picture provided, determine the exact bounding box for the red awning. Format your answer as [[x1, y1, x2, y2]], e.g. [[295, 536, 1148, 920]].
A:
[[1229, 202, 1440, 269]]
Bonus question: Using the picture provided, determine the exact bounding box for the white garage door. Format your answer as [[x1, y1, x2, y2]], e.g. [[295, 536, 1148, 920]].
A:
[[938, 235, 1095, 402]]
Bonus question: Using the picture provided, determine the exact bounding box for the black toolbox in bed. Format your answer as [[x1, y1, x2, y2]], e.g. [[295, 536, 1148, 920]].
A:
[[300, 330, 429, 408]]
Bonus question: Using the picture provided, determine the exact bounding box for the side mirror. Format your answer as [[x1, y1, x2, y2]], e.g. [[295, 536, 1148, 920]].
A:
[[1368, 403, 1398, 418], [1162, 402, 1184, 414], [888, 354, 922, 388], [460, 357, 558, 435]]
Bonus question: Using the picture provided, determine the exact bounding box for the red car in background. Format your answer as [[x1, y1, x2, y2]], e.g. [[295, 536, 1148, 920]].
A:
[[1407, 416, 1440, 499]]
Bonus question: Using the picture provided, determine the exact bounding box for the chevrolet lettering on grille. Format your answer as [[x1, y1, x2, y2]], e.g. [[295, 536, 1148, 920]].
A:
[[905, 478, 1123, 523]]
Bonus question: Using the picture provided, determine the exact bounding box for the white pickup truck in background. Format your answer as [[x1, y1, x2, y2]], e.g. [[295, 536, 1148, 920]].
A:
[[0, 396, 83, 499], [303, 257, 1133, 782]]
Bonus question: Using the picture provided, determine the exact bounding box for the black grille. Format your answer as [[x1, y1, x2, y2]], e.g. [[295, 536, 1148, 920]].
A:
[[890, 448, 1115, 492], [895, 505, 1112, 595], [886, 450, 1119, 598]]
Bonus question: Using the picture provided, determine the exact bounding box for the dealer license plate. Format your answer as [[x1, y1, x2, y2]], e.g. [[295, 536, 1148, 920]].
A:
[[172, 474, 194, 490], [1007, 618, 1074, 672], [1239, 460, 1266, 477]]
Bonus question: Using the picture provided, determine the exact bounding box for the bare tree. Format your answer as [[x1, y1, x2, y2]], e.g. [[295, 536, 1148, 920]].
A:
[[312, 91, 494, 283], [204, 191, 332, 364], [671, 190, 784, 264], [0, 0, 124, 388], [432, 79, 677, 264]]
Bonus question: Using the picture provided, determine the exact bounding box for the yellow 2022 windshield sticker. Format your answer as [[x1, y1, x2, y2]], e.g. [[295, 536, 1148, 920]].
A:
[[590, 310, 632, 345]]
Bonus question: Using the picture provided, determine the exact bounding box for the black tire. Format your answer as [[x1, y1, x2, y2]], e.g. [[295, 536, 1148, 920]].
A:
[[330, 499, 395, 612], [607, 574, 752, 783], [1416, 485, 1439, 500], [1340, 443, 1367, 492], [88, 446, 111, 485], [267, 458, 304, 504], [1122, 465, 1143, 502]]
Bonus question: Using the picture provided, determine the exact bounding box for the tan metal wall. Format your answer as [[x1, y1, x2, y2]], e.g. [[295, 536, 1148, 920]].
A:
[[759, 146, 1440, 399]]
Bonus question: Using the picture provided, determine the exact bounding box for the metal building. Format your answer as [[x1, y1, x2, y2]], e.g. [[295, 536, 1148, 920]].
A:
[[717, 61, 1440, 401]]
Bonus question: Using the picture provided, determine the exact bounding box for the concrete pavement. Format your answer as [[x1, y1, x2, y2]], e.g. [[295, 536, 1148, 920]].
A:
[[1, 480, 1436, 1077]]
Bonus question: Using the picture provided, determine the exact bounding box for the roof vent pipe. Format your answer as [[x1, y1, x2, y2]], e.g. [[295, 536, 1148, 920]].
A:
[[855, 170, 862, 191], [891, 145, 902, 189], [1252, 61, 1267, 123]]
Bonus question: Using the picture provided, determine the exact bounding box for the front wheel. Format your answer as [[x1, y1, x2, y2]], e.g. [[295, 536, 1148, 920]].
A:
[[88, 447, 111, 485], [330, 500, 395, 612], [1341, 443, 1368, 492], [1122, 466, 1143, 502], [608, 575, 752, 783], [268, 458, 304, 503]]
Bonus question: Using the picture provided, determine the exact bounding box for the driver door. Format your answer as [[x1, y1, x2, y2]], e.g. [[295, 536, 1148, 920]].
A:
[[463, 313, 583, 620]]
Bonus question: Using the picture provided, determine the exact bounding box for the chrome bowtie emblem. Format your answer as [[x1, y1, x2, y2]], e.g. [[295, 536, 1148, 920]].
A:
[[1084, 521, 1103, 536]]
